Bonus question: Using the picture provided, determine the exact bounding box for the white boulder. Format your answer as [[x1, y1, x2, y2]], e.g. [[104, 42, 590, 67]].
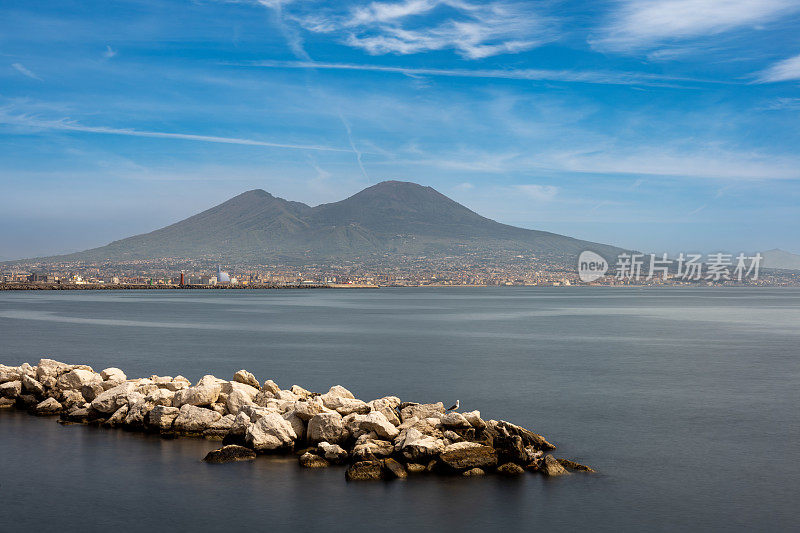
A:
[[245, 412, 297, 451], [307, 412, 345, 444], [173, 404, 222, 432]]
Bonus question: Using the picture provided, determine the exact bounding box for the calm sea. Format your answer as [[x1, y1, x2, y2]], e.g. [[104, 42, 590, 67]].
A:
[[1, 287, 798, 531]]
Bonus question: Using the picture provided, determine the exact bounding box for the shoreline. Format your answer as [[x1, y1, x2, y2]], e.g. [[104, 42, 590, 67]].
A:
[[0, 358, 593, 481], [0, 283, 378, 291]]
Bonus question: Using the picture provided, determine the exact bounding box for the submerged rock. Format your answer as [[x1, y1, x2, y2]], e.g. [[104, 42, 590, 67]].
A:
[[541, 454, 571, 477], [203, 445, 257, 463], [557, 458, 595, 473], [299, 452, 330, 468], [345, 460, 383, 481], [382, 458, 407, 479], [497, 463, 525, 476]]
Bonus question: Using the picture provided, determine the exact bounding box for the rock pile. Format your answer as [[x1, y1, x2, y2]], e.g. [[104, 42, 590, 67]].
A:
[[0, 359, 593, 480]]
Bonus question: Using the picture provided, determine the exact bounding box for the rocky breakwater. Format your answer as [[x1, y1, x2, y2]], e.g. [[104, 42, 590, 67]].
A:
[[0, 359, 594, 481]]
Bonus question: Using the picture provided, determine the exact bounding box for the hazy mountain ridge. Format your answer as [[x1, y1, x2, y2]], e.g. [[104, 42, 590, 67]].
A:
[[11, 181, 628, 265], [761, 249, 800, 270]]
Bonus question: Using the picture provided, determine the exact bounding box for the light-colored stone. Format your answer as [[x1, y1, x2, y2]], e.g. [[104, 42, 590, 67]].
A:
[[173, 404, 222, 433], [21, 375, 45, 396], [232, 369, 260, 390], [205, 414, 236, 438], [282, 410, 306, 441], [307, 411, 345, 444], [125, 399, 156, 427], [245, 412, 297, 451], [399, 402, 445, 422], [324, 385, 354, 400], [57, 369, 102, 390], [60, 389, 87, 408], [292, 398, 328, 421], [324, 396, 370, 416], [439, 442, 498, 471], [290, 385, 312, 399], [230, 412, 252, 436], [225, 389, 255, 415], [36, 359, 72, 382], [35, 397, 62, 415], [353, 439, 395, 460], [261, 379, 280, 395], [172, 376, 221, 407], [100, 367, 127, 382], [462, 410, 485, 429], [275, 389, 299, 401], [398, 428, 446, 461], [163, 376, 191, 391], [355, 411, 400, 440], [0, 364, 20, 384], [317, 442, 348, 464], [104, 404, 129, 427], [441, 412, 471, 428], [148, 405, 180, 430], [145, 388, 175, 406], [368, 398, 401, 426], [0, 380, 22, 398], [81, 382, 105, 402]]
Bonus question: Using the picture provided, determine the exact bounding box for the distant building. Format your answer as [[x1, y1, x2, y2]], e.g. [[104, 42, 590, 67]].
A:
[[217, 265, 231, 284]]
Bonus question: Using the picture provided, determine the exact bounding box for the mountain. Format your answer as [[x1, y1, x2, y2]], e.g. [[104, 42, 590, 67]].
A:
[[761, 249, 800, 270], [14, 181, 627, 265]]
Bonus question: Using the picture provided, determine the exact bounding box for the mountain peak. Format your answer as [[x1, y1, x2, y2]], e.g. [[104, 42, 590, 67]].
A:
[[17, 182, 626, 265]]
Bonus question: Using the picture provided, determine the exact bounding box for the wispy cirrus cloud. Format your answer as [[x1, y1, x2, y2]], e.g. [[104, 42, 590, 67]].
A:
[[755, 53, 800, 83], [277, 0, 556, 59], [516, 184, 558, 201], [592, 0, 799, 52], [11, 63, 42, 81], [0, 111, 350, 153], [238, 59, 722, 87]]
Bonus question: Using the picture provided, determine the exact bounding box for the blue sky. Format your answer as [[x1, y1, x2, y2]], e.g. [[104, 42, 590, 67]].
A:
[[1, 0, 799, 260]]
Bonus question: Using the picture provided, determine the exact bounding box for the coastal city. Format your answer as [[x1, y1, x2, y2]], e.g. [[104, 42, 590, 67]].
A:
[[2, 253, 798, 288]]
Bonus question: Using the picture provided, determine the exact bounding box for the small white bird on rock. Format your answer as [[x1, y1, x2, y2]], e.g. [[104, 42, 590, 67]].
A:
[[447, 400, 460, 411]]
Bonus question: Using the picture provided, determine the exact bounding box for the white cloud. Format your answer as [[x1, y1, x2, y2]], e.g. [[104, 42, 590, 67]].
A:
[[759, 97, 800, 110], [515, 184, 558, 201], [11, 63, 42, 81], [288, 1, 555, 59], [755, 53, 800, 83], [243, 59, 710, 87], [593, 0, 798, 52], [0, 111, 349, 153]]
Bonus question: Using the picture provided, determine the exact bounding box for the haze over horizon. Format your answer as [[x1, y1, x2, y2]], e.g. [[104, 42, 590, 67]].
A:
[[1, 0, 799, 260]]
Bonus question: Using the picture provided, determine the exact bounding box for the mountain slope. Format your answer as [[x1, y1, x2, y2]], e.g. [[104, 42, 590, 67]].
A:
[[17, 181, 628, 264], [761, 249, 800, 270]]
